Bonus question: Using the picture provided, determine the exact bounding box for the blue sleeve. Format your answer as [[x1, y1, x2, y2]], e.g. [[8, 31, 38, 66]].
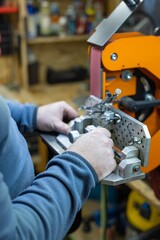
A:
[[0, 96, 35, 199], [0, 173, 16, 239], [0, 151, 98, 240], [6, 99, 38, 132]]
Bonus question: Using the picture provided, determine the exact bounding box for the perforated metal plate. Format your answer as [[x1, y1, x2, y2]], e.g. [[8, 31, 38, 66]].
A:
[[85, 95, 150, 166]]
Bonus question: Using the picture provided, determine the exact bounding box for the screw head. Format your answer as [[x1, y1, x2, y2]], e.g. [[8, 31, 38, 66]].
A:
[[121, 70, 133, 81], [110, 53, 118, 61], [133, 165, 140, 172]]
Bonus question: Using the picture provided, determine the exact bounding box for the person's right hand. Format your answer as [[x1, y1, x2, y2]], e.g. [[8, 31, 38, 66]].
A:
[[67, 128, 117, 181]]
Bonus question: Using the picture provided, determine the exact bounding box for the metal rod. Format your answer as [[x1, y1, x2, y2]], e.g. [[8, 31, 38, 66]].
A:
[[100, 184, 107, 240]]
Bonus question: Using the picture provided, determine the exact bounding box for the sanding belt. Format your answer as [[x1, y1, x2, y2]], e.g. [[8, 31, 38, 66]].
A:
[[90, 46, 102, 98]]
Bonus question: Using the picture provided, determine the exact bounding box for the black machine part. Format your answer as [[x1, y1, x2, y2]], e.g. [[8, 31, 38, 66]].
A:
[[124, 0, 140, 7], [118, 70, 156, 122], [119, 97, 160, 113]]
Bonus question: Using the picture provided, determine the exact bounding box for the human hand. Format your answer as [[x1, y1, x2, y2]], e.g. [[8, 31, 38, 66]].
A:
[[67, 128, 117, 181], [36, 101, 78, 134]]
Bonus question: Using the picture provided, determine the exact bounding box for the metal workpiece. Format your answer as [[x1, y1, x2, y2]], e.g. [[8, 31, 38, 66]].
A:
[[68, 125, 97, 143], [107, 106, 150, 167], [55, 94, 150, 186], [102, 89, 121, 105], [68, 130, 81, 143], [121, 145, 139, 160], [77, 95, 150, 166], [84, 89, 121, 112], [110, 88, 122, 103], [103, 147, 144, 186], [118, 158, 141, 178], [103, 146, 142, 185], [87, 0, 144, 47], [102, 110, 121, 123], [102, 158, 145, 186], [56, 134, 71, 150], [70, 116, 93, 134], [101, 162, 145, 186]]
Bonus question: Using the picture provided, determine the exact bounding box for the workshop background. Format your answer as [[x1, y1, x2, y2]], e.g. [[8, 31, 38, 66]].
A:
[[1, 0, 160, 240]]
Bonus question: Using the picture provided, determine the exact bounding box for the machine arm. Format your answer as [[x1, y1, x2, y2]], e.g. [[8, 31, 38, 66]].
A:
[[87, 0, 144, 47]]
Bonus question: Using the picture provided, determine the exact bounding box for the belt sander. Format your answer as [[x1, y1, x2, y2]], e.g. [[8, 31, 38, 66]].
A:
[[42, 0, 160, 191]]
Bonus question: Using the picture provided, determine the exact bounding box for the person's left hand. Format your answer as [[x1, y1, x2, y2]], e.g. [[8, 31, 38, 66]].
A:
[[36, 101, 78, 134]]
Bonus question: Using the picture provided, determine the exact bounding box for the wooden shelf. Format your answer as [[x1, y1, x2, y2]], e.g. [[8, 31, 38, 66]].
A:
[[0, 6, 18, 14], [27, 34, 89, 45]]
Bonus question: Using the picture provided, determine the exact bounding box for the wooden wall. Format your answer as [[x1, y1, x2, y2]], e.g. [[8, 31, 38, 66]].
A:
[[27, 0, 121, 84], [0, 56, 19, 85], [29, 41, 88, 83], [0, 0, 121, 86]]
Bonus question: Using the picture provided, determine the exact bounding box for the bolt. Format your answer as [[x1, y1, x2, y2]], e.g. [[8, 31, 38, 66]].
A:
[[133, 137, 141, 144], [121, 70, 133, 81], [115, 88, 121, 95], [133, 165, 140, 172], [114, 113, 121, 123], [110, 53, 118, 61], [129, 136, 141, 145]]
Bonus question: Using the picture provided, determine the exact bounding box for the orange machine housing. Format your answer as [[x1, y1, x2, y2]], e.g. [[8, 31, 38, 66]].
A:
[[89, 32, 160, 174]]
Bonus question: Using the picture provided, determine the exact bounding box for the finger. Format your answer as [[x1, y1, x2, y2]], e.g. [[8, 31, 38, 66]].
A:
[[104, 129, 112, 138], [55, 121, 71, 134], [64, 104, 79, 120], [95, 127, 112, 138], [108, 138, 114, 148]]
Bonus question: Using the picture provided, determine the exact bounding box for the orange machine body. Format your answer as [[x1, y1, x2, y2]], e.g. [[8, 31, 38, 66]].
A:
[[90, 32, 160, 173]]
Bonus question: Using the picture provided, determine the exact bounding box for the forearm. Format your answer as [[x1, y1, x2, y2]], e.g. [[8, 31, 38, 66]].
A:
[[0, 152, 98, 240], [6, 99, 38, 132]]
